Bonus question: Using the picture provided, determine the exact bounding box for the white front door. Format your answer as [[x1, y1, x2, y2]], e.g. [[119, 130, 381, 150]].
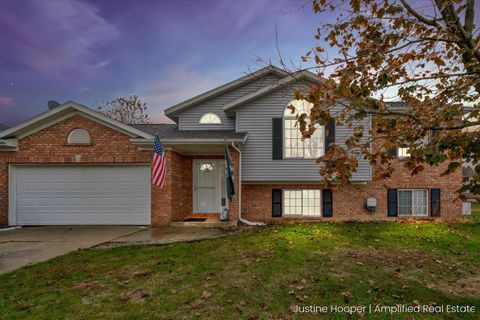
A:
[[193, 160, 226, 213]]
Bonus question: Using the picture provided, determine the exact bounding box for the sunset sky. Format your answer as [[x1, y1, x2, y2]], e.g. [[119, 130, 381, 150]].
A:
[[0, 0, 321, 126]]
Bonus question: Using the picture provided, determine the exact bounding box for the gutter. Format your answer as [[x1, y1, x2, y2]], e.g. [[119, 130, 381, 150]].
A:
[[230, 142, 265, 226], [130, 137, 246, 146]]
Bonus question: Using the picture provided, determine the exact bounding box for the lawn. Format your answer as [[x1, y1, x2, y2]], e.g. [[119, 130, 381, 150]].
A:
[[471, 203, 480, 223], [1, 219, 479, 320]]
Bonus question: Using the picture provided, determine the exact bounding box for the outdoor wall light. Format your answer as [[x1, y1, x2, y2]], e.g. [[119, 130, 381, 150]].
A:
[[365, 197, 377, 213]]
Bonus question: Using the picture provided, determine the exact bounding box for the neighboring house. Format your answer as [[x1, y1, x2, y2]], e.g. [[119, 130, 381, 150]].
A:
[[0, 66, 463, 227]]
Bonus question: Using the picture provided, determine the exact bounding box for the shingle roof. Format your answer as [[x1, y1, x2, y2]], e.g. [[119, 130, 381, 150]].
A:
[[385, 101, 474, 113], [163, 65, 289, 119], [130, 124, 247, 140], [0, 101, 152, 139], [0, 124, 8, 132], [385, 102, 410, 111]]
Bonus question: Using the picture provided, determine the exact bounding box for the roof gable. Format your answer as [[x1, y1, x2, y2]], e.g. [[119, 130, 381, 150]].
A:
[[0, 101, 153, 140], [164, 65, 288, 120], [223, 70, 324, 114]]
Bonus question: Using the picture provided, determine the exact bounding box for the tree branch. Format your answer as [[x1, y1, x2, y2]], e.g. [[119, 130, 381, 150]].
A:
[[464, 0, 475, 36], [379, 72, 480, 89], [400, 0, 441, 27], [435, 0, 480, 93], [429, 121, 480, 130], [419, 36, 460, 43]]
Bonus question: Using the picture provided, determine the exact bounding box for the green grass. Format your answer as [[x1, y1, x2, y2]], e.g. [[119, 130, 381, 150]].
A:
[[1, 218, 480, 320], [471, 203, 480, 223]]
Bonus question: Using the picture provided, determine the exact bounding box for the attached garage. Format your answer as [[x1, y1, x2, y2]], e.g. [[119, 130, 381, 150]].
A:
[[9, 165, 151, 226]]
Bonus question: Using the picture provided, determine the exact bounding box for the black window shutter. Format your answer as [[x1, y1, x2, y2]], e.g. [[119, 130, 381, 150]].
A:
[[431, 189, 441, 217], [322, 189, 333, 217], [388, 148, 397, 157], [272, 189, 282, 217], [272, 118, 283, 160], [387, 189, 398, 216], [325, 119, 335, 151]]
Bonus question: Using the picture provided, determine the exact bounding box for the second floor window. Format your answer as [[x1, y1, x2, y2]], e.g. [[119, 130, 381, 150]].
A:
[[284, 100, 325, 158], [396, 136, 429, 158], [199, 112, 222, 124], [397, 146, 410, 158]]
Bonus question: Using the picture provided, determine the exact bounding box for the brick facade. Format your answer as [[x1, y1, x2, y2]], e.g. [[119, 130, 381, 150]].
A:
[[0, 114, 241, 227], [0, 115, 159, 226], [0, 113, 463, 227], [241, 161, 463, 223]]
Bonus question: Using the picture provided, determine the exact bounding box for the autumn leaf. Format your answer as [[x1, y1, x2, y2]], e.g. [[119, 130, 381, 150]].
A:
[[201, 291, 212, 300], [297, 0, 480, 195]]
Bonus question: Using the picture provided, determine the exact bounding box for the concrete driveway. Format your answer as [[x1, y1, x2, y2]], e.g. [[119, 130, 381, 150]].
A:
[[0, 226, 145, 274], [100, 226, 226, 247]]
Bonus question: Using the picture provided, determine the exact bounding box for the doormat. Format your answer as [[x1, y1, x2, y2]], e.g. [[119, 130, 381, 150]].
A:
[[183, 218, 207, 222]]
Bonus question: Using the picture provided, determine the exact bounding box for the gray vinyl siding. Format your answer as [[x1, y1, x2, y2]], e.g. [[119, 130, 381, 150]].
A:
[[236, 82, 372, 182], [177, 74, 281, 130]]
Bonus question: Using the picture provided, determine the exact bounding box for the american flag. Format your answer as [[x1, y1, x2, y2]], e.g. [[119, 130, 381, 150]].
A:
[[152, 133, 167, 188]]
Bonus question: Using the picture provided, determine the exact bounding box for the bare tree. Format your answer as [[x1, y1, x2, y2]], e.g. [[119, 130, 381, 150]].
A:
[[95, 95, 149, 124]]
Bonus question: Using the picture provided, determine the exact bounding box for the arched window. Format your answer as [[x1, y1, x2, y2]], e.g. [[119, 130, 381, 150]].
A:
[[67, 129, 91, 144], [199, 113, 222, 124], [284, 100, 325, 158], [200, 163, 214, 172]]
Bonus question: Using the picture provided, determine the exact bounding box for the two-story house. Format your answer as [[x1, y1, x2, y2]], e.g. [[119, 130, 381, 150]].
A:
[[0, 66, 463, 227]]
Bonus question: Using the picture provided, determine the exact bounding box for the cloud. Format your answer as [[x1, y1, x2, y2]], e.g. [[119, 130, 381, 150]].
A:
[[229, 1, 267, 33], [0, 0, 119, 76], [0, 96, 14, 106], [141, 67, 221, 107], [207, 0, 269, 34], [129, 67, 222, 123], [90, 60, 112, 69]]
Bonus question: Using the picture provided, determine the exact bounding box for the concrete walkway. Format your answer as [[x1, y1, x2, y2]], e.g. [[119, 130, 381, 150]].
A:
[[0, 226, 144, 274], [99, 226, 226, 248], [0, 226, 228, 274]]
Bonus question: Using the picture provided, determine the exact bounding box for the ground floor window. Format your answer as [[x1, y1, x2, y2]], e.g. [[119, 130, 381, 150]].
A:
[[398, 189, 428, 216], [283, 190, 321, 216]]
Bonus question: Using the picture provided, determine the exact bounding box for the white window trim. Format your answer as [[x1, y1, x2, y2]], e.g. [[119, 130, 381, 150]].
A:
[[199, 112, 222, 125], [283, 189, 322, 217], [398, 189, 429, 217]]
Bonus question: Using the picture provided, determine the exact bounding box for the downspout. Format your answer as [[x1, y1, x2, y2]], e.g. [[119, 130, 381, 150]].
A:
[[230, 142, 265, 226]]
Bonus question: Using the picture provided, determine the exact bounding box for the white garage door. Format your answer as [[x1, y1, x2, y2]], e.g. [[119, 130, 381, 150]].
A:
[[10, 165, 151, 225]]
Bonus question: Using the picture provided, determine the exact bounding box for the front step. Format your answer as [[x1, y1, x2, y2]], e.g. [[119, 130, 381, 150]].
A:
[[170, 221, 237, 228]]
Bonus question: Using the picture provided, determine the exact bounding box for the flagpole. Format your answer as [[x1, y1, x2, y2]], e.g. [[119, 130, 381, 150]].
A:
[[222, 137, 229, 221]]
